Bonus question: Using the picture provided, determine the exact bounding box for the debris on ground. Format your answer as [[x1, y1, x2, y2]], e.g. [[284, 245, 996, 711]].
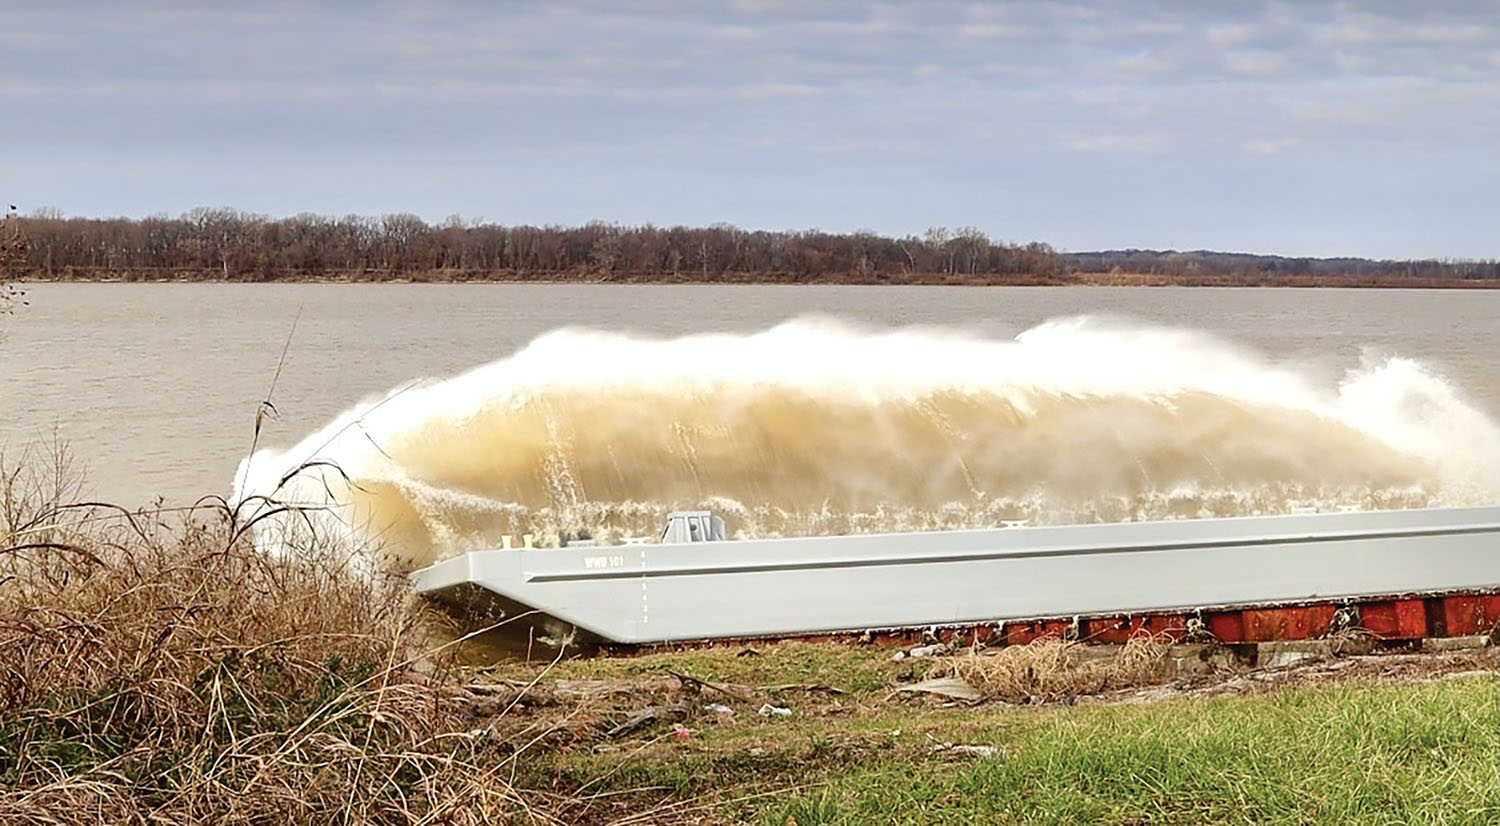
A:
[[926, 735, 1001, 759], [762, 683, 845, 695], [450, 639, 1495, 756], [1101, 648, 1498, 706], [608, 705, 670, 738], [669, 670, 756, 701], [1441, 669, 1495, 681], [894, 676, 983, 702], [892, 643, 949, 661]]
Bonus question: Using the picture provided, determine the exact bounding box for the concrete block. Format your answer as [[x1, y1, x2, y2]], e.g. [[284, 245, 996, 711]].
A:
[[1166, 643, 1240, 675], [1421, 635, 1491, 653], [1256, 640, 1332, 669]]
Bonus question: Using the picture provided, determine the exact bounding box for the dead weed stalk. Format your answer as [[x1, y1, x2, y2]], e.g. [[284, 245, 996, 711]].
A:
[[943, 634, 1171, 703], [0, 452, 543, 825]]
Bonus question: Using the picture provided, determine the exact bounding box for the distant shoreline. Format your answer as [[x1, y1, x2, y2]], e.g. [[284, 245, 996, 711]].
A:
[[15, 268, 1500, 289], [7, 214, 1496, 287]]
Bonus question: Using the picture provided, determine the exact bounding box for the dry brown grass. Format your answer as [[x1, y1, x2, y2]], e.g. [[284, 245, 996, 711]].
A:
[[0, 453, 542, 825], [941, 635, 1171, 703]]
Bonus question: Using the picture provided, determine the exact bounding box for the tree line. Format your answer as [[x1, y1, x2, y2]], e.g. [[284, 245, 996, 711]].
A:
[[1068, 249, 1500, 281], [2, 208, 1495, 284], [5, 209, 1065, 282]]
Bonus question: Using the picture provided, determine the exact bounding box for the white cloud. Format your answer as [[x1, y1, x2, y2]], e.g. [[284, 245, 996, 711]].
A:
[[2, 1, 1497, 256], [1066, 133, 1167, 153], [1244, 137, 1302, 155], [1206, 23, 1262, 46], [959, 23, 1033, 39], [1113, 51, 1176, 75], [1411, 23, 1493, 43], [733, 83, 824, 99], [1224, 51, 1290, 76]]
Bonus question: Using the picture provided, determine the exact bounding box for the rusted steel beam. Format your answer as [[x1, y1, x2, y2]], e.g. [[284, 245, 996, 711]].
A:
[[599, 589, 1500, 655]]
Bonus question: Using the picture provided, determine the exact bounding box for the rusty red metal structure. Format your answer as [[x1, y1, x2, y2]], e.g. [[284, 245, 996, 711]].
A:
[[601, 590, 1500, 655]]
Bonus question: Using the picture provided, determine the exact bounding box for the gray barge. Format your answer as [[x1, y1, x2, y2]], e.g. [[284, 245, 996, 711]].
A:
[[410, 506, 1500, 647]]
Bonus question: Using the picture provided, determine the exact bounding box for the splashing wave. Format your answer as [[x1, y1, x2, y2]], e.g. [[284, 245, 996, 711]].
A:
[[233, 316, 1500, 570]]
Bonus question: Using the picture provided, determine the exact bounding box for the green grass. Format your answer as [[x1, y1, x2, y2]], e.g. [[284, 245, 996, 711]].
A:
[[494, 640, 908, 693], [502, 646, 1499, 825], [755, 679, 1500, 825]]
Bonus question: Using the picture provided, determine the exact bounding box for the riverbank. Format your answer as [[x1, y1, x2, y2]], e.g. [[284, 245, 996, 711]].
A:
[[3, 471, 1495, 824], [479, 642, 1498, 825], [12, 267, 1500, 288]]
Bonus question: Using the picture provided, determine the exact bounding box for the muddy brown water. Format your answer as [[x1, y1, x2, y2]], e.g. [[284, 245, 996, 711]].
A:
[[2, 283, 1497, 506]]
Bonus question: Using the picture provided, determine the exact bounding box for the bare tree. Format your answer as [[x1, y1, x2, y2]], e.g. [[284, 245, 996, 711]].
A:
[[955, 226, 990, 275], [591, 231, 622, 274], [924, 226, 954, 273], [2, 204, 28, 318]]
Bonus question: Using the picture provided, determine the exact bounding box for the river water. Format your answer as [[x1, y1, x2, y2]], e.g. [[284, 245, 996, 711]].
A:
[[2, 284, 1497, 564]]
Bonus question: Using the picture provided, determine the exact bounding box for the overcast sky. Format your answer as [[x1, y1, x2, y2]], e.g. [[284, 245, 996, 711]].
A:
[[3, 1, 1498, 258]]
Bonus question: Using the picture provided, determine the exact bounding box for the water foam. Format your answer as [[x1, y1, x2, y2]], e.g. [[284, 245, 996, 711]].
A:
[[231, 316, 1500, 571]]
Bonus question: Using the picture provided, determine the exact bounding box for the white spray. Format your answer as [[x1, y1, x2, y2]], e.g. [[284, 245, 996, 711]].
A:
[[232, 316, 1500, 571]]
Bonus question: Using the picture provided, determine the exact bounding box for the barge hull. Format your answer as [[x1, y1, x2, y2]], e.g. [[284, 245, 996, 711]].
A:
[[412, 506, 1500, 646]]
